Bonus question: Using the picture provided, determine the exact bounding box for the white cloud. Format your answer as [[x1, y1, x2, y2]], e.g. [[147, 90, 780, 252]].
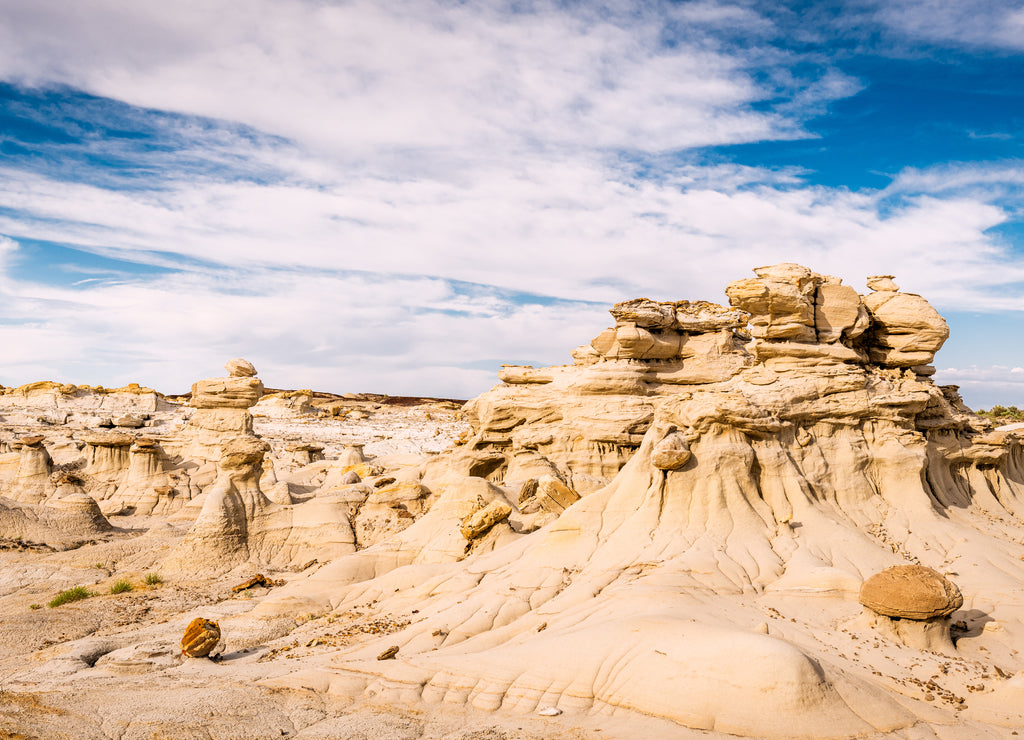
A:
[[0, 0, 823, 156], [0, 257, 610, 396], [1, 1, 1024, 400], [866, 0, 1024, 51]]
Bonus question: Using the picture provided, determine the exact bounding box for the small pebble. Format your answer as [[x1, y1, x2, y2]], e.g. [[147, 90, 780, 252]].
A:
[[538, 707, 562, 716]]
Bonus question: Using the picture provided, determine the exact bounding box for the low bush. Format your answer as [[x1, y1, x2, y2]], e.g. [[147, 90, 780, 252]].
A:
[[48, 586, 93, 608], [109, 579, 133, 594]]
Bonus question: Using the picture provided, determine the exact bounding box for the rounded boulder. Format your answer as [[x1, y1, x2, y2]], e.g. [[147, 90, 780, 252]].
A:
[[859, 565, 962, 620]]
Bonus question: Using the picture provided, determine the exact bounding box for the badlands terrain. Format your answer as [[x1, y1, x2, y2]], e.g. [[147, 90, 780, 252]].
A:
[[2, 262, 1024, 739]]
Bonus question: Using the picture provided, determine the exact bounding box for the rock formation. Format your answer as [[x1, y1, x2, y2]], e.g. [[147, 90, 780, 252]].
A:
[[6, 264, 1024, 740], [8, 435, 53, 503], [859, 564, 963, 652], [182, 359, 265, 464], [464, 262, 954, 495], [242, 263, 1024, 739]]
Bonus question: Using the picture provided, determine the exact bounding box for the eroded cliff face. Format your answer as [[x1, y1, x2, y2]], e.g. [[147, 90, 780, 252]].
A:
[[464, 262, 965, 501]]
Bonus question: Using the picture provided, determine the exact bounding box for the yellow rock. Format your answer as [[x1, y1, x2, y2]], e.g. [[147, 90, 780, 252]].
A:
[[181, 617, 221, 658], [341, 462, 384, 478]]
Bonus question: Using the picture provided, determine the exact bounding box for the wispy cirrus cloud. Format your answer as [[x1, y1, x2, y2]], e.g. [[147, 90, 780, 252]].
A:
[[865, 0, 1024, 52]]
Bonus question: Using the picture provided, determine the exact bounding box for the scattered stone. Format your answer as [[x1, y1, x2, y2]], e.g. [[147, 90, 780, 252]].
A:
[[460, 500, 513, 540], [377, 645, 400, 660], [231, 573, 286, 593], [181, 618, 221, 658]]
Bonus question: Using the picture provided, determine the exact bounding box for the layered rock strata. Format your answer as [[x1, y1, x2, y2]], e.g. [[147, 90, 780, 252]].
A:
[[466, 263, 953, 493]]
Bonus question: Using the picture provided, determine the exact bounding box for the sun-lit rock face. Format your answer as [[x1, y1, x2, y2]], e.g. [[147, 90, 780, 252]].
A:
[[465, 263, 957, 493], [182, 360, 265, 464]]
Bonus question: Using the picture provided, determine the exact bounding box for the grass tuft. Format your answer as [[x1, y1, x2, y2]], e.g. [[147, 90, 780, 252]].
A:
[[143, 572, 163, 586], [109, 579, 133, 594], [48, 586, 93, 608], [29, 604, 41, 610]]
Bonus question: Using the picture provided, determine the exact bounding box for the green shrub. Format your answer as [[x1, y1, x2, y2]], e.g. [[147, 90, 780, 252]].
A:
[[143, 572, 163, 586], [48, 586, 93, 608], [29, 604, 41, 610], [109, 579, 133, 594]]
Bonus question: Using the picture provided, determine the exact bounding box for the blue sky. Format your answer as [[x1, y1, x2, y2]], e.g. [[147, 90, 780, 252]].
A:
[[1, 0, 1024, 405]]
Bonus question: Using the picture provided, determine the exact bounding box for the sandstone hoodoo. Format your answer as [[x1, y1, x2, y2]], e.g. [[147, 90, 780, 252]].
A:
[[859, 564, 964, 652], [3, 264, 1024, 740]]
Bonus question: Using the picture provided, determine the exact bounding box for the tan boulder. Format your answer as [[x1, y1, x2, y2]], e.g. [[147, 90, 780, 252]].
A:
[[866, 275, 899, 291], [863, 290, 949, 367], [191, 376, 264, 409], [460, 499, 512, 539], [859, 564, 962, 619], [674, 300, 749, 332], [725, 264, 818, 343], [225, 358, 257, 377], [610, 298, 678, 329], [535, 475, 580, 513], [651, 431, 692, 470], [814, 282, 868, 343]]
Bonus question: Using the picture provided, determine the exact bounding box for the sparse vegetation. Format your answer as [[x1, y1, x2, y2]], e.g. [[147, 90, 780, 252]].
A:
[[93, 562, 106, 569], [29, 603, 41, 610], [977, 405, 1024, 424], [109, 579, 134, 594], [144, 572, 163, 586], [48, 586, 93, 608]]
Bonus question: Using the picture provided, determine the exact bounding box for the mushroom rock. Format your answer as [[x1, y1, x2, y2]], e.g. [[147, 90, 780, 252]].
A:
[[281, 442, 325, 470], [858, 565, 962, 652], [164, 436, 356, 575], [8, 435, 53, 503], [337, 443, 368, 468], [163, 437, 272, 573], [182, 361, 265, 464], [110, 438, 172, 515]]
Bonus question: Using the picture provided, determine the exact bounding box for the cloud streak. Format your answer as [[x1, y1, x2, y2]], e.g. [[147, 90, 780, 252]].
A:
[[0, 1, 1023, 404]]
